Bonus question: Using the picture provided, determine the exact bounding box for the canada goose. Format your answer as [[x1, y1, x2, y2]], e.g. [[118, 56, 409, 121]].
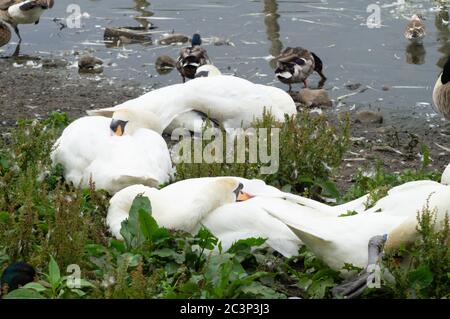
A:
[[176, 33, 211, 82], [433, 54, 450, 120], [275, 47, 327, 91], [0, 0, 54, 42], [51, 108, 174, 194]]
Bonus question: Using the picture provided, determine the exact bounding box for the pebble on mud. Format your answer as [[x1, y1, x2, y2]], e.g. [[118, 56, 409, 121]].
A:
[[155, 55, 176, 74], [78, 54, 103, 74], [158, 33, 189, 45], [355, 110, 384, 124], [298, 89, 333, 108]]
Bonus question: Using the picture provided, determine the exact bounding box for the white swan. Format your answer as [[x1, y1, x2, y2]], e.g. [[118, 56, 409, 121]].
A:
[[86, 75, 297, 135], [106, 177, 370, 257], [271, 180, 450, 275], [51, 108, 174, 194]]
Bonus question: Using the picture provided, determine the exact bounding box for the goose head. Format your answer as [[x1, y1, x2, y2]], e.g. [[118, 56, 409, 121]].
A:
[[440, 55, 450, 86], [110, 108, 163, 136], [195, 64, 222, 78], [1, 262, 36, 294]]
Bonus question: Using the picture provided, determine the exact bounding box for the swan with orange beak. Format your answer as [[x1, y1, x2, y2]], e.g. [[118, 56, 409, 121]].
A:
[[107, 176, 365, 257], [51, 108, 173, 194]]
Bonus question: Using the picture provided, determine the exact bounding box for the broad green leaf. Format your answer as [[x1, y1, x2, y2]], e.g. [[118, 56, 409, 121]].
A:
[[3, 288, 45, 299], [85, 244, 107, 257], [196, 227, 218, 250], [48, 256, 61, 287], [23, 282, 47, 292], [228, 237, 266, 254], [408, 265, 434, 289], [138, 208, 158, 240]]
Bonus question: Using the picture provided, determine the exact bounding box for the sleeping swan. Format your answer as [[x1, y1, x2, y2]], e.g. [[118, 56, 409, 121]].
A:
[[272, 180, 450, 274], [86, 75, 297, 134], [107, 177, 371, 257], [51, 108, 174, 194]]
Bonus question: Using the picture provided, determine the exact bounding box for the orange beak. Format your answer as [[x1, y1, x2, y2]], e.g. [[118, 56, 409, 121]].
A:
[[237, 191, 254, 202], [114, 125, 123, 136]]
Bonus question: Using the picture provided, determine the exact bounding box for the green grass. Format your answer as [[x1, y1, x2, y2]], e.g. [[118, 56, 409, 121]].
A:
[[0, 112, 448, 299]]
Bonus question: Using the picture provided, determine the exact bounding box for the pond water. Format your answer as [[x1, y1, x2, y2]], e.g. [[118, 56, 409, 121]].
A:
[[1, 0, 450, 122]]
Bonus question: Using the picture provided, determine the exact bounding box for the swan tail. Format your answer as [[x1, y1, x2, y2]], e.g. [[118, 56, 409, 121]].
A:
[[285, 224, 332, 246], [86, 107, 118, 117], [112, 174, 160, 190]]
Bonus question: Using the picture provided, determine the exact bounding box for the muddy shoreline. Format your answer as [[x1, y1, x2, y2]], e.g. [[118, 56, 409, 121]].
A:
[[1, 58, 449, 193]]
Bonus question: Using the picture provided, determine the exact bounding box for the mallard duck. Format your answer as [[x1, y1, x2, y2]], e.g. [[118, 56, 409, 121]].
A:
[[176, 33, 211, 82], [1, 262, 35, 294], [0, 0, 54, 42], [433, 54, 450, 121], [275, 47, 327, 91], [51, 108, 174, 195], [404, 14, 426, 42], [86, 74, 296, 135], [0, 20, 10, 47]]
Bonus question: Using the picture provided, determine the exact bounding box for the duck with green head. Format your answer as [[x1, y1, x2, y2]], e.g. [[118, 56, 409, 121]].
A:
[[176, 33, 211, 82], [1, 262, 36, 295]]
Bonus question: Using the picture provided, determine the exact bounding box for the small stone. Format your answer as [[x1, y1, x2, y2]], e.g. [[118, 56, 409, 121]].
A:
[[355, 111, 383, 124], [298, 89, 333, 108], [375, 126, 395, 134], [345, 83, 362, 91], [159, 33, 189, 45]]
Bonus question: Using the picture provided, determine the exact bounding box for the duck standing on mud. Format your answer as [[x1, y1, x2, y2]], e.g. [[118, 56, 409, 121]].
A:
[[0, 0, 54, 44], [176, 33, 211, 82], [274, 47, 327, 92]]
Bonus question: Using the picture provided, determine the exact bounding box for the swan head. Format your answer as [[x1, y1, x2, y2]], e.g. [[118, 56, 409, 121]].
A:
[[195, 64, 222, 78], [205, 178, 254, 208], [442, 164, 450, 185], [110, 108, 163, 136], [1, 262, 36, 293]]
